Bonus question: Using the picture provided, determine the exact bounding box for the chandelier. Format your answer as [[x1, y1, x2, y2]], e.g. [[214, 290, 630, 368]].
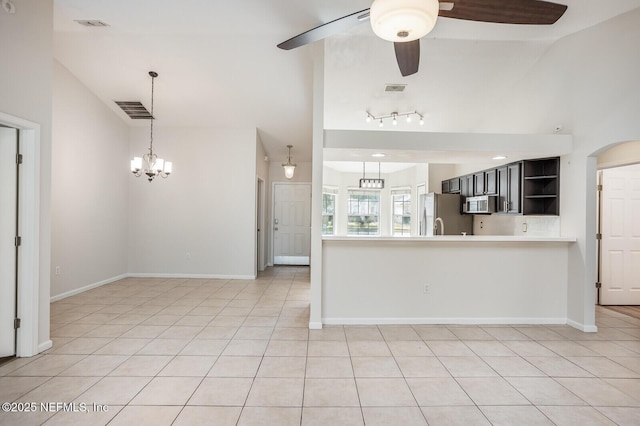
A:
[[130, 71, 172, 182], [282, 145, 297, 179], [359, 162, 385, 189]]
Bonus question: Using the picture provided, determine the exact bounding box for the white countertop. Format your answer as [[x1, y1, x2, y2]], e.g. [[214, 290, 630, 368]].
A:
[[323, 235, 576, 243]]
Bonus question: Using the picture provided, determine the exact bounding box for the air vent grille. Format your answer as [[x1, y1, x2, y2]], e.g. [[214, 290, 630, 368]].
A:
[[75, 20, 109, 27], [385, 84, 406, 92], [115, 101, 153, 119]]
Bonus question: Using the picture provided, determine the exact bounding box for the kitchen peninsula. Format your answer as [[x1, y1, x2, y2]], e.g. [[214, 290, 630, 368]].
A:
[[322, 235, 575, 326]]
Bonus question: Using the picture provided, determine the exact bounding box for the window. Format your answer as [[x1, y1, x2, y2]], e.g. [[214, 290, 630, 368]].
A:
[[347, 190, 380, 235], [392, 188, 411, 236], [322, 187, 337, 235]]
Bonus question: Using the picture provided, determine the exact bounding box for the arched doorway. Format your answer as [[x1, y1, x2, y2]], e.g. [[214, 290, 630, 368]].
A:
[[593, 141, 640, 308]]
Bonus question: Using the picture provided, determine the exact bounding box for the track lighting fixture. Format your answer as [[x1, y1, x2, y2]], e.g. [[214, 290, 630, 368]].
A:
[[366, 110, 424, 127]]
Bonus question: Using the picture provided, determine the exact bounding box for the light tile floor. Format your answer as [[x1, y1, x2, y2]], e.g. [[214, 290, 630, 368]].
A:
[[1, 267, 639, 425]]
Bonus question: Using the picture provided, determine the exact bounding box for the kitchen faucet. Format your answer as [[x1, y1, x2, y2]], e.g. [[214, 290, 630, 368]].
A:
[[434, 217, 444, 235]]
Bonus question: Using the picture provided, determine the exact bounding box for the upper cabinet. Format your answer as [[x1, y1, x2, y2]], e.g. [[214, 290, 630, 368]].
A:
[[497, 163, 521, 214], [472, 169, 497, 196], [460, 175, 474, 197], [449, 177, 461, 193], [473, 172, 485, 196], [442, 177, 461, 194], [522, 157, 560, 215], [441, 156, 559, 216]]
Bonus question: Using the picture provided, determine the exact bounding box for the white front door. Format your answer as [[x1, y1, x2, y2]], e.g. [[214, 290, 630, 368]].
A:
[[600, 164, 640, 305], [0, 127, 17, 357], [273, 183, 311, 265]]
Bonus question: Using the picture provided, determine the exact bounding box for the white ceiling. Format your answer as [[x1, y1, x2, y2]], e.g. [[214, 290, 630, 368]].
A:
[[53, 0, 640, 163]]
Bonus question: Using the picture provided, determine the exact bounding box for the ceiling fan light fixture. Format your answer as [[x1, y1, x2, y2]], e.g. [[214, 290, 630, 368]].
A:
[[370, 0, 439, 42]]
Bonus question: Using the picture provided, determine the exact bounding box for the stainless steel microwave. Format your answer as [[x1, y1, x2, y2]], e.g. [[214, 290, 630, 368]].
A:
[[463, 195, 497, 214]]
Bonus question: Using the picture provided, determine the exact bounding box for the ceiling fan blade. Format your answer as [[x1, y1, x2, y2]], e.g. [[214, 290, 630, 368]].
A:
[[277, 8, 370, 50], [438, 0, 567, 25], [394, 40, 420, 77]]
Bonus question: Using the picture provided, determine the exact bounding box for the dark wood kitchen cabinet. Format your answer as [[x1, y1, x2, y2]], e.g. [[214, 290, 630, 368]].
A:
[[522, 157, 559, 215], [448, 177, 460, 193], [442, 179, 450, 194], [497, 162, 521, 214], [461, 175, 473, 197], [485, 168, 497, 195], [441, 156, 559, 216], [473, 169, 497, 196], [442, 178, 460, 194], [473, 172, 485, 195]]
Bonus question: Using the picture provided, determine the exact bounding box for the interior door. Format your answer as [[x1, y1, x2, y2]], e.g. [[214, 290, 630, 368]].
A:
[[600, 164, 640, 305], [256, 178, 265, 272], [273, 183, 311, 265], [0, 127, 18, 357]]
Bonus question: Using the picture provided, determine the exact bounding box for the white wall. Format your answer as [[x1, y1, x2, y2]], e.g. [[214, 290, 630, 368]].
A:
[[51, 61, 129, 299], [323, 240, 569, 323], [428, 164, 453, 193], [473, 8, 640, 330], [127, 127, 257, 278], [0, 0, 53, 352]]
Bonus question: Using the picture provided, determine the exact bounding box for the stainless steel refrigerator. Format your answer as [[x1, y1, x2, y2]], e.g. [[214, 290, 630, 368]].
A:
[[419, 193, 473, 236]]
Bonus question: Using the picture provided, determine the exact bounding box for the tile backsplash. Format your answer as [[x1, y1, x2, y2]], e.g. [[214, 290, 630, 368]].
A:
[[473, 215, 560, 237]]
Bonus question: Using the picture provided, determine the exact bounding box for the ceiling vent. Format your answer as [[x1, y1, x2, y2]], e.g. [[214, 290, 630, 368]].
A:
[[74, 20, 109, 27], [384, 84, 406, 93], [115, 101, 153, 119]]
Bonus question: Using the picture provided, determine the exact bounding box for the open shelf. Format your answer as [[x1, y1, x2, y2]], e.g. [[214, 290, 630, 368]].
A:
[[522, 157, 559, 215]]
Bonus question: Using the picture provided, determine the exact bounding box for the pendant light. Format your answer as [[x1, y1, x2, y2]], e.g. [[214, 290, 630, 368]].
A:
[[130, 71, 172, 182], [282, 145, 297, 179], [359, 162, 385, 189]]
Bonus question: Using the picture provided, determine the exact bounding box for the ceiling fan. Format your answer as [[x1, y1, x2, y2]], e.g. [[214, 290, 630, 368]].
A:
[[277, 0, 568, 77]]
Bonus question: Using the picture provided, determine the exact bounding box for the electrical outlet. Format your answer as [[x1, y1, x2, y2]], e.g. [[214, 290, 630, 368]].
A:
[[55, 266, 60, 275], [522, 222, 528, 233], [423, 284, 430, 294]]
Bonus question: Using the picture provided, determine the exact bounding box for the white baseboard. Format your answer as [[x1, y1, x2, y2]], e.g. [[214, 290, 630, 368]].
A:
[[322, 317, 569, 325], [50, 274, 128, 302], [127, 273, 255, 280], [38, 340, 53, 353], [274, 256, 310, 265], [567, 319, 598, 333], [308, 321, 323, 330]]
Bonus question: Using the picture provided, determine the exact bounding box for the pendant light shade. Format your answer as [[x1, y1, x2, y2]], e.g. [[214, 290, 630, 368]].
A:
[[370, 0, 439, 43], [282, 145, 297, 179]]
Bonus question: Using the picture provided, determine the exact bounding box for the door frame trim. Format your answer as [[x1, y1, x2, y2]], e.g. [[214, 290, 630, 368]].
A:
[[270, 181, 312, 267], [0, 112, 43, 357]]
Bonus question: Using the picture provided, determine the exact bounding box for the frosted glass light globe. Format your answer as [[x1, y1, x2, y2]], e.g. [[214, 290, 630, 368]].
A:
[[370, 0, 439, 42]]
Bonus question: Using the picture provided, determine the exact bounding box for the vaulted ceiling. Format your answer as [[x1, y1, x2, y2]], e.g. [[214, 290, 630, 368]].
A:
[[53, 0, 640, 162]]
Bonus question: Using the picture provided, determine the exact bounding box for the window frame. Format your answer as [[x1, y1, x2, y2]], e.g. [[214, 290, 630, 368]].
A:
[[391, 187, 412, 236], [322, 186, 338, 236], [346, 188, 381, 236]]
